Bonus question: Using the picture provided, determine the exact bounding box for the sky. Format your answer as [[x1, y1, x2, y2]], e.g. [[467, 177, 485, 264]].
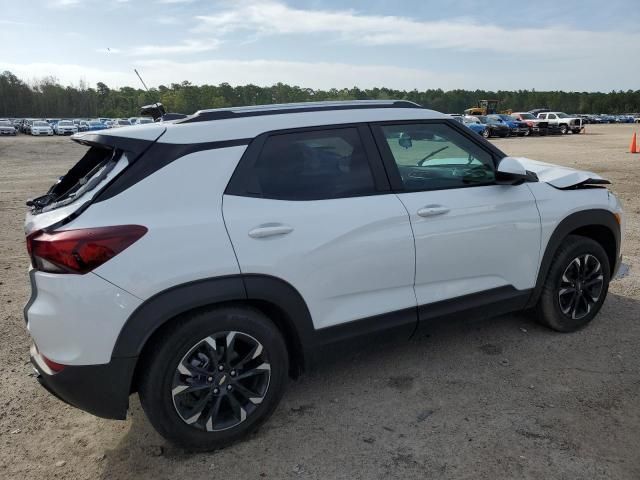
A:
[[1, 0, 639, 92]]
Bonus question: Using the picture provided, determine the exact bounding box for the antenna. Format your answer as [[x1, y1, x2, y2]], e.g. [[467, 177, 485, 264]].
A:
[[134, 68, 150, 93]]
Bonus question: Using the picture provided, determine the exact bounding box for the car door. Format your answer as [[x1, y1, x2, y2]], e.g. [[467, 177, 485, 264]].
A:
[[371, 121, 541, 323], [223, 125, 418, 334]]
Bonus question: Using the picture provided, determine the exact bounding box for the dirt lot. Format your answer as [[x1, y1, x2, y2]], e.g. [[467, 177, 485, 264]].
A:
[[1, 125, 639, 480]]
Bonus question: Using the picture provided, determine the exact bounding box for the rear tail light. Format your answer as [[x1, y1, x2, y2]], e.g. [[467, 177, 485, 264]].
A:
[[27, 225, 147, 274], [41, 353, 66, 373]]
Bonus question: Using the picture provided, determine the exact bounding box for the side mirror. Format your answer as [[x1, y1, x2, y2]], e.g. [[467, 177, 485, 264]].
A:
[[496, 157, 528, 184]]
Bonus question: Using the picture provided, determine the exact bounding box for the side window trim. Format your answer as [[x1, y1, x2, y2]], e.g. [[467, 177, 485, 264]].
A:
[[225, 123, 391, 199], [369, 119, 503, 193]]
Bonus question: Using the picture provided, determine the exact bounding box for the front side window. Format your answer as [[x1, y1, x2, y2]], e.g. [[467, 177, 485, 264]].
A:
[[246, 128, 376, 200], [378, 123, 495, 191]]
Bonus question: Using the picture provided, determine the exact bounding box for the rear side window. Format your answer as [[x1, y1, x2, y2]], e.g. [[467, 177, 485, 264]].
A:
[[241, 128, 376, 200]]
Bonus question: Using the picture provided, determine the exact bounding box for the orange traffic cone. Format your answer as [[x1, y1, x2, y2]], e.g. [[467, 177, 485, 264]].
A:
[[631, 132, 638, 153]]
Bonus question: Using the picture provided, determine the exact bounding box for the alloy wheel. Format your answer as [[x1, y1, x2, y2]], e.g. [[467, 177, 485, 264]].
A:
[[171, 331, 271, 432], [558, 254, 604, 320]]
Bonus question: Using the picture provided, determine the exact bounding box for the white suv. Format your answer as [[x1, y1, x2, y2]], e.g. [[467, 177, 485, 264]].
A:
[[24, 100, 623, 450]]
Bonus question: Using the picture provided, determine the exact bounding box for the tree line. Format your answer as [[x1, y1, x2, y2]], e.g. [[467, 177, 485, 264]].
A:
[[1, 70, 639, 118]]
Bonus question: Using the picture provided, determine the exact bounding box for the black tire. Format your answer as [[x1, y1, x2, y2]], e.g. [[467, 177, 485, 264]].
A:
[[138, 305, 289, 451], [535, 235, 610, 332], [482, 128, 490, 138], [523, 129, 531, 136], [559, 124, 568, 134]]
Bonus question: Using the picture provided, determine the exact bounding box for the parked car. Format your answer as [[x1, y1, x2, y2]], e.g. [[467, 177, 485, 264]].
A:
[[474, 115, 510, 138], [452, 115, 486, 136], [489, 114, 529, 136], [24, 100, 624, 451], [510, 112, 549, 136], [111, 119, 131, 128], [54, 120, 79, 135], [21, 119, 32, 134], [529, 108, 550, 117], [0, 120, 17, 136], [130, 117, 154, 126], [30, 120, 54, 136], [86, 120, 108, 131], [537, 112, 583, 134]]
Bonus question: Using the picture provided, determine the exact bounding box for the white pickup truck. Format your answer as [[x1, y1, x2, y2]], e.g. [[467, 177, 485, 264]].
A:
[[537, 112, 583, 134]]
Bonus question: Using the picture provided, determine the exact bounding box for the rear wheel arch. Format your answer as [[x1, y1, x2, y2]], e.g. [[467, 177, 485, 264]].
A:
[[118, 275, 313, 394], [528, 209, 620, 307]]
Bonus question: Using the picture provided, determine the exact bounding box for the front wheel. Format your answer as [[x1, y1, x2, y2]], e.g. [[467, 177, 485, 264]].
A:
[[559, 124, 569, 134], [535, 235, 610, 332], [138, 306, 289, 451], [482, 129, 490, 138]]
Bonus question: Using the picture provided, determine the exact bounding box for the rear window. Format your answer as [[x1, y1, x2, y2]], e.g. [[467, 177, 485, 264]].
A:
[[240, 128, 376, 200], [27, 147, 125, 212]]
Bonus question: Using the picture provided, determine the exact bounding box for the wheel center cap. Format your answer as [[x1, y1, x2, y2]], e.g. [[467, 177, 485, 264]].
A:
[[218, 374, 227, 386]]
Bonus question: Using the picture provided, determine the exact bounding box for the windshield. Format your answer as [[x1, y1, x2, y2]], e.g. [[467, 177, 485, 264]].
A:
[[89, 121, 103, 126], [518, 113, 536, 119], [33, 121, 49, 127], [59, 121, 73, 126], [556, 113, 569, 118], [117, 120, 129, 125], [0, 121, 12, 127], [498, 115, 512, 121]]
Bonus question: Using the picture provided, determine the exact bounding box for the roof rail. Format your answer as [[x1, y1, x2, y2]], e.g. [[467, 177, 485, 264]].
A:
[[177, 100, 422, 124]]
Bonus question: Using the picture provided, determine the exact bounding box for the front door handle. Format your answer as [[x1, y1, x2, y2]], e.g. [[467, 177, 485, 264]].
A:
[[248, 223, 294, 238], [417, 205, 450, 217]]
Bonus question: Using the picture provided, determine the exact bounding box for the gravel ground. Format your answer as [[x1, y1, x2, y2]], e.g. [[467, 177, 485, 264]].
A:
[[1, 125, 639, 480]]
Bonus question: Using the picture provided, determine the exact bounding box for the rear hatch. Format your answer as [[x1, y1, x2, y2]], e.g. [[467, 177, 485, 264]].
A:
[[25, 125, 165, 235]]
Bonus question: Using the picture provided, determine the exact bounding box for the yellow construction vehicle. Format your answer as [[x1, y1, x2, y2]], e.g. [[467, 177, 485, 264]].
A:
[[464, 99, 500, 116]]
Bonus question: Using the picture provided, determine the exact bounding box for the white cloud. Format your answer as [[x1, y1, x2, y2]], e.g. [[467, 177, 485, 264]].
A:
[[129, 39, 221, 56], [194, 1, 639, 55]]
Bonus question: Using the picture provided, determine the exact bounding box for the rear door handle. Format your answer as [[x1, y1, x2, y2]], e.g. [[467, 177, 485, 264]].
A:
[[417, 205, 450, 217], [248, 223, 294, 238]]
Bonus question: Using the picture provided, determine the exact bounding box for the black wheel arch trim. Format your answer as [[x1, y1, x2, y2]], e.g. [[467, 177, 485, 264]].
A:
[[526, 208, 620, 308]]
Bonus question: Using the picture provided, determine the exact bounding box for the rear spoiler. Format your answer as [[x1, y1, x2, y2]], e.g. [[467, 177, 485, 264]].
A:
[[72, 127, 166, 157]]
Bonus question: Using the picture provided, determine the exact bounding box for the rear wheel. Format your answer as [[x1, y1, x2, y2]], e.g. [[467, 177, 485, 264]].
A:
[[482, 129, 491, 138], [535, 235, 610, 332], [138, 306, 289, 451], [559, 124, 569, 134]]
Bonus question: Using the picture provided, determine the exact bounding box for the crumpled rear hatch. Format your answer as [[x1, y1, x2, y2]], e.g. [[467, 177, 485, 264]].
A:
[[25, 126, 165, 235]]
